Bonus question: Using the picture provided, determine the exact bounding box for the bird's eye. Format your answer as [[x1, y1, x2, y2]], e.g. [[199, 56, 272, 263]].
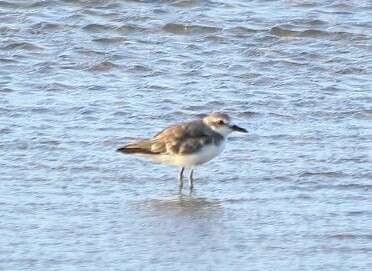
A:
[[218, 120, 225, 125]]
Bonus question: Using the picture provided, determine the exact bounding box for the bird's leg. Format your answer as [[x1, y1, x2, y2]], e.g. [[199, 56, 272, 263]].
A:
[[178, 167, 185, 189], [189, 169, 194, 190]]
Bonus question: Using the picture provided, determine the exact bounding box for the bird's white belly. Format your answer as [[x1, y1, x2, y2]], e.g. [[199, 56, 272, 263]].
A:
[[151, 141, 226, 167]]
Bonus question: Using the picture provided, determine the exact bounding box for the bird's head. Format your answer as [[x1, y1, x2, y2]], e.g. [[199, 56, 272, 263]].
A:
[[203, 112, 248, 136]]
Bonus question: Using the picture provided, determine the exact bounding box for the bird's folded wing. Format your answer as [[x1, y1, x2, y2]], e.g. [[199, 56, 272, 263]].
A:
[[151, 122, 212, 155], [151, 135, 212, 155], [118, 120, 216, 155], [117, 139, 154, 154]]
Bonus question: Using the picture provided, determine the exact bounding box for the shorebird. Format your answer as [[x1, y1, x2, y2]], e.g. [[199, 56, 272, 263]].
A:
[[117, 112, 247, 189]]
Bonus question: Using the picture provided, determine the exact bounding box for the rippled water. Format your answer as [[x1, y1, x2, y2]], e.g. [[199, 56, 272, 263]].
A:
[[1, 0, 372, 270]]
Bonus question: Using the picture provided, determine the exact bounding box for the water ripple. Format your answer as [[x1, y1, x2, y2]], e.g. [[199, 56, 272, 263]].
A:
[[2, 42, 44, 51], [163, 23, 221, 34]]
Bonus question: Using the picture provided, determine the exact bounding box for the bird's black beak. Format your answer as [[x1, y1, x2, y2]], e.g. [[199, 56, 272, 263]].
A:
[[230, 124, 248, 133]]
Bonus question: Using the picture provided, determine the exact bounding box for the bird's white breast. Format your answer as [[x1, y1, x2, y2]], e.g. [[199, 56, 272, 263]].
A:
[[150, 140, 226, 167], [190, 141, 226, 165]]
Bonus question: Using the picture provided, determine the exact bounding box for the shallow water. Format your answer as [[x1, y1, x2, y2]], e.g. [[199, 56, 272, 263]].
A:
[[1, 0, 372, 270]]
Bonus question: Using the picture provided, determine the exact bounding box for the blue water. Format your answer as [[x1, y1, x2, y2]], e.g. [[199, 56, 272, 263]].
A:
[[1, 0, 371, 270]]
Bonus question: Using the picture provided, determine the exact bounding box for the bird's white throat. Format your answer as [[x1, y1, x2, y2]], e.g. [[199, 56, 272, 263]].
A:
[[208, 125, 232, 137]]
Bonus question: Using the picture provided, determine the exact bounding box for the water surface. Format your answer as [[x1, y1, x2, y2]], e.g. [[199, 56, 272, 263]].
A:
[[1, 0, 372, 270]]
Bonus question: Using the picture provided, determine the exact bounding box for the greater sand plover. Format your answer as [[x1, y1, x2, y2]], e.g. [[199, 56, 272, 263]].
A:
[[117, 112, 247, 189]]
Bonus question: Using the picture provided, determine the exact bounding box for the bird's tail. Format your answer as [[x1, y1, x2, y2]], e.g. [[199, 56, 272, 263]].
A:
[[116, 140, 154, 155]]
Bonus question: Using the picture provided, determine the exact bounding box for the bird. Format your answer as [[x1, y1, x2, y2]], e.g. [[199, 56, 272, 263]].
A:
[[117, 112, 247, 189]]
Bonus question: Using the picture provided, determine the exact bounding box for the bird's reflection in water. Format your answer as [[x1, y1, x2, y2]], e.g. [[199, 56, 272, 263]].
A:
[[133, 191, 226, 253], [139, 191, 223, 220]]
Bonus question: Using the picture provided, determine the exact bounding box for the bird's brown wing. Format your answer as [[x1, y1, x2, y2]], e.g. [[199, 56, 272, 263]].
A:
[[151, 121, 214, 155], [117, 120, 214, 155], [116, 139, 155, 154]]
